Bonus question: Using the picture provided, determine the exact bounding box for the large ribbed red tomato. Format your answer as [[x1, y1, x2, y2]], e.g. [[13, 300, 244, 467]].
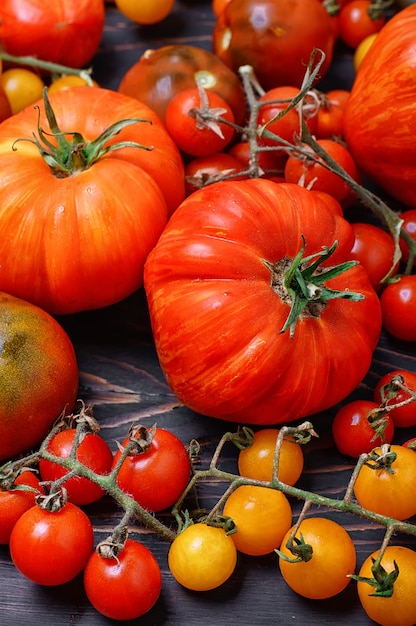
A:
[[144, 179, 382, 424], [0, 87, 185, 314], [343, 5, 416, 205], [0, 0, 105, 68]]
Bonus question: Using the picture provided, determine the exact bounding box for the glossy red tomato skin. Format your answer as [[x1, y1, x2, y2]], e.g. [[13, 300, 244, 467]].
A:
[[343, 5, 416, 205], [119, 45, 246, 125], [0, 87, 185, 314], [0, 0, 105, 68], [315, 89, 350, 139], [338, 0, 385, 49], [10, 502, 94, 585], [380, 275, 416, 342], [0, 471, 44, 544], [112, 428, 191, 512], [399, 208, 416, 266], [349, 222, 398, 291], [39, 430, 114, 505], [332, 399, 394, 458], [374, 369, 416, 428], [0, 292, 79, 461], [165, 88, 235, 157], [213, 0, 335, 91], [84, 539, 162, 621], [144, 179, 382, 425]]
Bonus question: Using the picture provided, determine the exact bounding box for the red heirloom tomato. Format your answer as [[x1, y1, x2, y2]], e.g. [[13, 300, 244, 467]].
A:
[[0, 0, 105, 68], [0, 87, 185, 314], [119, 45, 246, 125], [144, 179, 381, 425], [84, 538, 162, 621], [0, 292, 78, 461], [343, 5, 416, 206], [39, 429, 114, 505], [112, 426, 191, 512], [165, 87, 236, 157], [357, 546, 416, 626], [278, 517, 356, 599], [10, 501, 94, 586], [212, 0, 335, 91], [0, 471, 44, 544], [380, 275, 416, 342], [349, 222, 398, 291], [374, 369, 416, 428], [332, 399, 394, 458]]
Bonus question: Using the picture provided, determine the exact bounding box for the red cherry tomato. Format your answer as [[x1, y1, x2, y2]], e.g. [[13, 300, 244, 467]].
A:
[[315, 89, 350, 139], [10, 500, 94, 585], [112, 426, 191, 512], [39, 429, 114, 505], [374, 369, 416, 428], [185, 152, 246, 196], [165, 87, 235, 157], [332, 399, 394, 458], [380, 275, 416, 342], [338, 0, 385, 49], [399, 208, 416, 267], [349, 222, 399, 291], [84, 538, 162, 620], [0, 471, 44, 544]]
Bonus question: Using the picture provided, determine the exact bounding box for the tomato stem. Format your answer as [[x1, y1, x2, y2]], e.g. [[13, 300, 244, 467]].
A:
[[0, 51, 95, 83]]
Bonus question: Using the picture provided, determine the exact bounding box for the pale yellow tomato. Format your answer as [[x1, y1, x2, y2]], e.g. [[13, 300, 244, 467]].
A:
[[48, 74, 99, 93], [0, 68, 45, 114]]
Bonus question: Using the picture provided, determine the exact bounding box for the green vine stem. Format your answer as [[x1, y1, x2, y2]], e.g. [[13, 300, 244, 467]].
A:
[[0, 51, 94, 84]]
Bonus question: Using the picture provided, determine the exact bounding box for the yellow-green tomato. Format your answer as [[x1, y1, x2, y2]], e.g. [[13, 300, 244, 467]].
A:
[[223, 485, 292, 556], [168, 523, 237, 591], [278, 517, 356, 599]]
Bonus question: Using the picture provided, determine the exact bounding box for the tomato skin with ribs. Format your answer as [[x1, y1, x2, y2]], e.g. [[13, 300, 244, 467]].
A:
[[0, 87, 184, 314], [343, 4, 416, 205], [144, 179, 382, 424]]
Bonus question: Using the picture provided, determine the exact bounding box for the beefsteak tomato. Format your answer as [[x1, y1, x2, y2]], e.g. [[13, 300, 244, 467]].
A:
[[343, 4, 416, 205], [144, 179, 381, 424], [0, 87, 185, 314], [0, 292, 78, 461], [0, 0, 105, 68]]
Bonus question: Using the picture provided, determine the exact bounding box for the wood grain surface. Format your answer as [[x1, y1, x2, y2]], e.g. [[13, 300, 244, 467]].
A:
[[1, 2, 416, 625]]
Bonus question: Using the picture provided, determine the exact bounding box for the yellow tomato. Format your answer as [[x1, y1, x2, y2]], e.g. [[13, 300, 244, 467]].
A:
[[114, 0, 175, 24], [48, 74, 99, 93], [353, 33, 378, 71], [0, 68, 45, 114]]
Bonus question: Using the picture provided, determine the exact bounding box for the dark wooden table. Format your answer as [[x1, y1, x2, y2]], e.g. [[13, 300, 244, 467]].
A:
[[1, 2, 415, 624]]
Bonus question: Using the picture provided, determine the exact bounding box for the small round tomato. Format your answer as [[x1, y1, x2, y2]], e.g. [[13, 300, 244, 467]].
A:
[[223, 485, 292, 556], [357, 545, 416, 626], [399, 208, 416, 267], [39, 429, 114, 505], [84, 538, 162, 621], [332, 399, 394, 458], [373, 369, 416, 428], [185, 152, 246, 196], [349, 223, 398, 291], [278, 517, 356, 599], [48, 75, 99, 94], [165, 87, 235, 157], [353, 33, 378, 71], [0, 68, 45, 115], [284, 138, 358, 204], [238, 429, 304, 486], [0, 470, 44, 544], [112, 426, 191, 512], [339, 0, 385, 49], [380, 275, 416, 341], [114, 0, 175, 24], [10, 500, 94, 586], [228, 140, 288, 175], [258, 86, 318, 147], [353, 444, 416, 520], [315, 89, 350, 139], [168, 523, 237, 591]]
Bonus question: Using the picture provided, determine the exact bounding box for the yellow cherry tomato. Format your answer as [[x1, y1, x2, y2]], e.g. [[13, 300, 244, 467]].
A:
[[353, 33, 378, 71], [114, 0, 175, 25], [48, 74, 99, 93], [0, 68, 45, 114]]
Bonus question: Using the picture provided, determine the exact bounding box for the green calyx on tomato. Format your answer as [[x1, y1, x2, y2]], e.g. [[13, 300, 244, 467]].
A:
[[14, 87, 153, 177], [351, 557, 399, 598], [265, 238, 364, 337]]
